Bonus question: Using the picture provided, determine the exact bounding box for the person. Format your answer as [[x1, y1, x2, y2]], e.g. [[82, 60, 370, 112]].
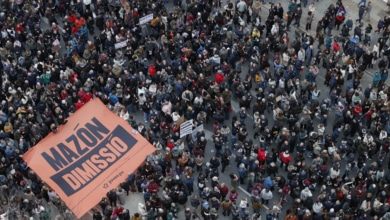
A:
[[294, 7, 303, 27], [107, 189, 118, 208], [93, 209, 103, 220], [365, 2, 372, 21], [229, 187, 239, 204], [237, 0, 248, 17], [280, 150, 292, 171], [260, 188, 273, 206], [230, 173, 240, 189], [221, 198, 233, 216], [357, 0, 367, 7], [306, 11, 314, 31], [356, 5, 365, 23], [132, 213, 141, 220]]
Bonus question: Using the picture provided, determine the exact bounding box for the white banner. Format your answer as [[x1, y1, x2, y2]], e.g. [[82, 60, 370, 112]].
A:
[[180, 119, 193, 138], [191, 124, 204, 141], [115, 40, 128, 49], [139, 14, 154, 25]]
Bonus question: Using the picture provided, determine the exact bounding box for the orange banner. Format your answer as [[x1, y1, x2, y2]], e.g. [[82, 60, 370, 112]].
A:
[[22, 99, 156, 218]]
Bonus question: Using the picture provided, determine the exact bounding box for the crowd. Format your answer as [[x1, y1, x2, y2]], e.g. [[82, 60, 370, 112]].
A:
[[0, 0, 389, 219]]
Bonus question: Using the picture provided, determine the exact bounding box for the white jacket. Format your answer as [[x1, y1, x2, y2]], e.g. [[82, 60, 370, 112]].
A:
[[300, 188, 313, 201], [271, 25, 279, 35], [312, 202, 323, 214], [120, 111, 129, 121], [317, 125, 325, 136], [260, 189, 273, 200], [329, 167, 340, 179]]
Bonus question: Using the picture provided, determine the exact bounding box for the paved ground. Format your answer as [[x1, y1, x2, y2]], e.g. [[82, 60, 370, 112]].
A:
[[31, 0, 390, 219]]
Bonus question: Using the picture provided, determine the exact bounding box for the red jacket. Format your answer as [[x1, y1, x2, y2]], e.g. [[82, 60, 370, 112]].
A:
[[354, 105, 362, 116], [280, 152, 291, 164], [215, 72, 225, 84], [218, 185, 229, 197], [172, 124, 180, 133], [148, 182, 159, 193], [69, 72, 78, 83], [113, 206, 124, 216], [258, 149, 266, 162], [75, 101, 84, 110], [67, 14, 77, 24], [149, 64, 157, 77], [82, 92, 93, 103], [15, 25, 23, 32], [71, 26, 79, 35], [336, 14, 345, 22], [166, 140, 174, 150]]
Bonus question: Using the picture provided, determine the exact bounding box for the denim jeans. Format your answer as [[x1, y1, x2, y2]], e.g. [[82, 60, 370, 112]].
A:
[[143, 111, 150, 122]]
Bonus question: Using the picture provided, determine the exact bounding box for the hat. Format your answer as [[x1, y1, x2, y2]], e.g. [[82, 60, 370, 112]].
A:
[[284, 150, 289, 156], [212, 176, 218, 181]]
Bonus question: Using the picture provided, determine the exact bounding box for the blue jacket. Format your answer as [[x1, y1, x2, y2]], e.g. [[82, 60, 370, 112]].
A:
[[4, 148, 15, 159], [175, 82, 184, 96], [325, 36, 332, 48], [373, 72, 381, 85], [263, 176, 274, 190], [238, 167, 247, 179], [350, 36, 360, 44], [355, 47, 364, 57]]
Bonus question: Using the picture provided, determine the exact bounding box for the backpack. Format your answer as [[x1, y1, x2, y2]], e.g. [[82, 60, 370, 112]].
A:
[[255, 74, 261, 82]]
